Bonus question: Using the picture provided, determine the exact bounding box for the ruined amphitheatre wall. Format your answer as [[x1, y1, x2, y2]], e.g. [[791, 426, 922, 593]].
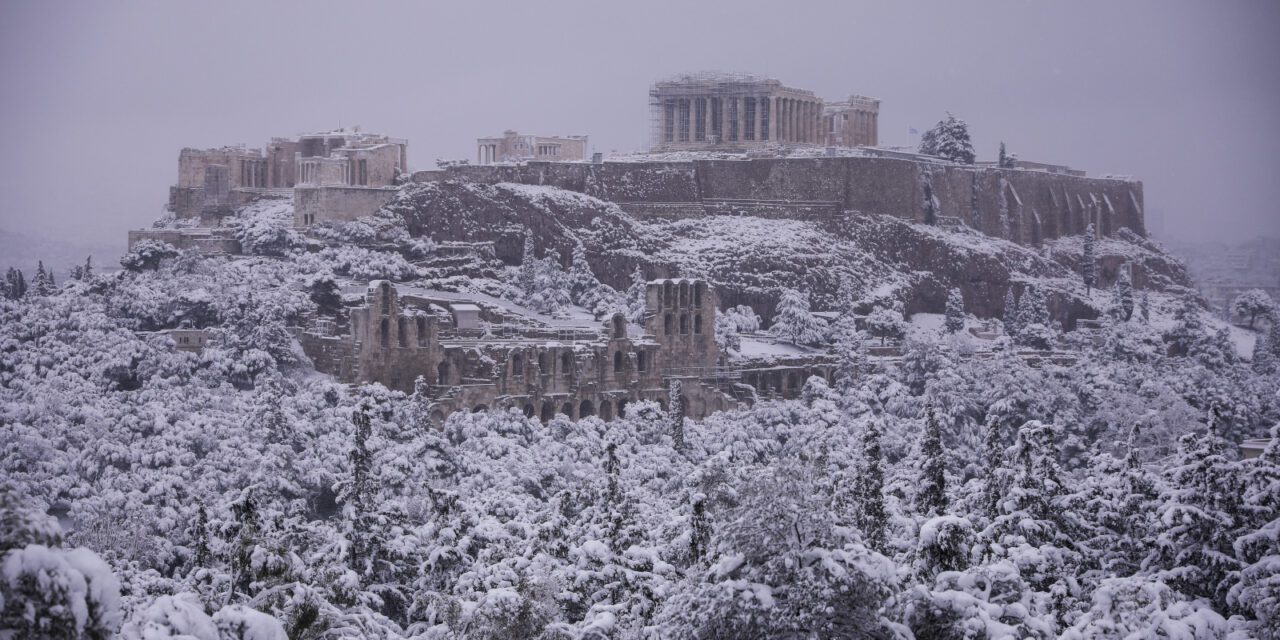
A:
[[416, 156, 1144, 246]]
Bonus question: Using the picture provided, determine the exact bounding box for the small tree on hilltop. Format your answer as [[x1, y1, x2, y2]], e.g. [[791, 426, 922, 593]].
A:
[[944, 287, 966, 334], [1082, 224, 1097, 295], [918, 113, 975, 164], [769, 288, 825, 346], [1231, 288, 1274, 329], [998, 141, 1017, 168]]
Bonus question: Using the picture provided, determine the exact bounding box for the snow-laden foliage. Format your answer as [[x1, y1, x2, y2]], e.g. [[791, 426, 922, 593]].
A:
[[2, 233, 1278, 638], [918, 112, 976, 164]]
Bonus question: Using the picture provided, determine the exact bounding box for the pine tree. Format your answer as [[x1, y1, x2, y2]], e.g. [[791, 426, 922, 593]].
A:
[[944, 287, 965, 334], [998, 141, 1015, 168], [30, 260, 53, 296], [769, 288, 826, 346], [518, 230, 538, 293], [917, 405, 949, 516], [604, 442, 621, 505], [229, 487, 261, 599], [1165, 295, 1207, 357], [1230, 289, 1274, 329], [1113, 264, 1134, 321], [82, 256, 93, 279], [918, 113, 975, 164], [669, 379, 686, 452], [190, 503, 211, 573], [625, 265, 647, 324], [1082, 224, 1097, 295], [855, 421, 887, 551], [5, 267, 26, 299]]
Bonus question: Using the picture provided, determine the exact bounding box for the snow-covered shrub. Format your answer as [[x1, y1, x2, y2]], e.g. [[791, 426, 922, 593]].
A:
[[769, 288, 825, 346], [867, 305, 906, 346], [1062, 577, 1228, 640], [120, 240, 179, 272], [229, 201, 304, 256]]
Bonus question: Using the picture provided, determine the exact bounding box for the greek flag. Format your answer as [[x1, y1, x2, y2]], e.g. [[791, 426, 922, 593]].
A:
[[908, 127, 919, 135]]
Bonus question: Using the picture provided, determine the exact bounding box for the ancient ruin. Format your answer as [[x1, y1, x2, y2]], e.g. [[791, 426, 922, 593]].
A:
[[302, 279, 832, 426], [476, 130, 588, 164]]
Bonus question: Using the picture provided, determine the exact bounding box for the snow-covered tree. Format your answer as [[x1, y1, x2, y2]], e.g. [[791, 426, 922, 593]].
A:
[[669, 379, 686, 452], [3, 267, 25, 299], [916, 405, 949, 516], [1139, 290, 1151, 323], [867, 305, 906, 346], [855, 421, 887, 551], [29, 260, 55, 296], [714, 309, 741, 355], [998, 141, 1017, 168], [1082, 224, 1097, 294], [1003, 288, 1021, 337], [1253, 332, 1276, 374], [944, 287, 965, 334], [769, 288, 825, 346], [918, 112, 976, 164], [624, 265, 647, 324], [1112, 264, 1135, 321], [567, 240, 598, 306], [1231, 289, 1274, 329]]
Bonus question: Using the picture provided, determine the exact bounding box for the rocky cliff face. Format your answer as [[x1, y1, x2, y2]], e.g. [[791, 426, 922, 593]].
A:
[[380, 181, 1193, 328]]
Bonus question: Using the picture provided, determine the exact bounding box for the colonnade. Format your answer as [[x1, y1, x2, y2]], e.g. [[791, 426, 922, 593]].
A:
[[660, 94, 822, 145]]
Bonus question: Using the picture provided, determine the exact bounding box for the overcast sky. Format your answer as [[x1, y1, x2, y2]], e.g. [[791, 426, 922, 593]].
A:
[[2, 0, 1278, 251]]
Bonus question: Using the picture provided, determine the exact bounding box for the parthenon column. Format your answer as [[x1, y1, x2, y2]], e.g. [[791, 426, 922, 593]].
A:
[[806, 102, 814, 143], [702, 98, 712, 143], [753, 96, 763, 142], [768, 96, 778, 142]]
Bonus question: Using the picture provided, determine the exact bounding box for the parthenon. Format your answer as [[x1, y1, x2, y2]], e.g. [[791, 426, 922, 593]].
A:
[[648, 71, 878, 151]]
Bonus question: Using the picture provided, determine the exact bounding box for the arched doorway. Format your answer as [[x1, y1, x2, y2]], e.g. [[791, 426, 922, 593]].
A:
[[541, 401, 556, 423], [599, 400, 613, 421], [617, 398, 629, 418], [561, 402, 575, 419], [437, 360, 451, 385], [522, 403, 535, 418], [579, 399, 595, 418]]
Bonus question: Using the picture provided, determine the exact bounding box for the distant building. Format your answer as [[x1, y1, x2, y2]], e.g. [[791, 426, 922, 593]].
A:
[[822, 95, 880, 147], [477, 130, 588, 164], [163, 128, 409, 229], [648, 72, 879, 152]]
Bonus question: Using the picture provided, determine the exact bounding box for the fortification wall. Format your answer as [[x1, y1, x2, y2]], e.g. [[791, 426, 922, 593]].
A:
[[421, 157, 1144, 246], [295, 186, 399, 226]]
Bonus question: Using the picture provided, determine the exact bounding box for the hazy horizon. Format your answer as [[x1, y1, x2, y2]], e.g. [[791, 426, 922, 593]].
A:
[[2, 0, 1278, 252]]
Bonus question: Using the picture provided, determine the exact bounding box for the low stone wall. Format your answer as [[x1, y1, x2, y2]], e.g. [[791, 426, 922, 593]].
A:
[[127, 228, 241, 254], [295, 186, 399, 225]]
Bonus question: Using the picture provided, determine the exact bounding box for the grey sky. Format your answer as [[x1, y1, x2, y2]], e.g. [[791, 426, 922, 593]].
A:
[[2, 0, 1277, 250]]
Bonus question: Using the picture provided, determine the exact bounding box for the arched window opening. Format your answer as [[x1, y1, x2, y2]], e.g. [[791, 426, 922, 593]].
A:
[[522, 404, 535, 418], [614, 351, 624, 374], [663, 282, 674, 308], [416, 317, 427, 347], [538, 352, 549, 374], [437, 360, 450, 385], [541, 402, 556, 422], [397, 318, 408, 347], [561, 402, 575, 418], [613, 315, 626, 339], [693, 314, 702, 334], [679, 282, 690, 307], [695, 283, 704, 307], [511, 353, 523, 378], [664, 313, 673, 335], [379, 318, 390, 348], [600, 401, 613, 421], [561, 352, 574, 377], [579, 400, 595, 418], [680, 314, 689, 334], [637, 351, 647, 372]]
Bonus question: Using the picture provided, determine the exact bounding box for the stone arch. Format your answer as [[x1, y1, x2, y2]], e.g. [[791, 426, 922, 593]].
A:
[[636, 351, 647, 372], [541, 401, 556, 422], [599, 400, 613, 421], [537, 351, 549, 375], [472, 404, 488, 413], [694, 313, 702, 334], [664, 281, 674, 307], [561, 352, 574, 377], [617, 398, 629, 418], [379, 318, 390, 348], [679, 281, 690, 307], [680, 314, 689, 334], [436, 360, 451, 385], [613, 350, 624, 374], [612, 314, 626, 339], [397, 317, 408, 347], [561, 402, 575, 418], [416, 317, 428, 347], [511, 352, 523, 378], [522, 403, 535, 418], [664, 313, 673, 335], [694, 282, 704, 307], [579, 399, 595, 418]]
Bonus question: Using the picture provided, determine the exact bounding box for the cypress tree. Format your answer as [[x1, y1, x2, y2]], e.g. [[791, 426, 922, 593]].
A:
[[668, 379, 686, 452], [1003, 288, 1021, 337], [944, 287, 965, 334], [917, 405, 949, 516], [689, 495, 711, 564], [981, 416, 1004, 520], [855, 421, 887, 551]]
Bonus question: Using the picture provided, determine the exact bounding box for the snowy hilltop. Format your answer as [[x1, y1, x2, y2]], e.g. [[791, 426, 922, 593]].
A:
[[2, 179, 1279, 639]]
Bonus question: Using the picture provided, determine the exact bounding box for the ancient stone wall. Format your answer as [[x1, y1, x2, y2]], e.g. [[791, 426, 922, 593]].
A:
[[127, 228, 240, 254], [294, 186, 399, 226], [425, 157, 1144, 246]]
